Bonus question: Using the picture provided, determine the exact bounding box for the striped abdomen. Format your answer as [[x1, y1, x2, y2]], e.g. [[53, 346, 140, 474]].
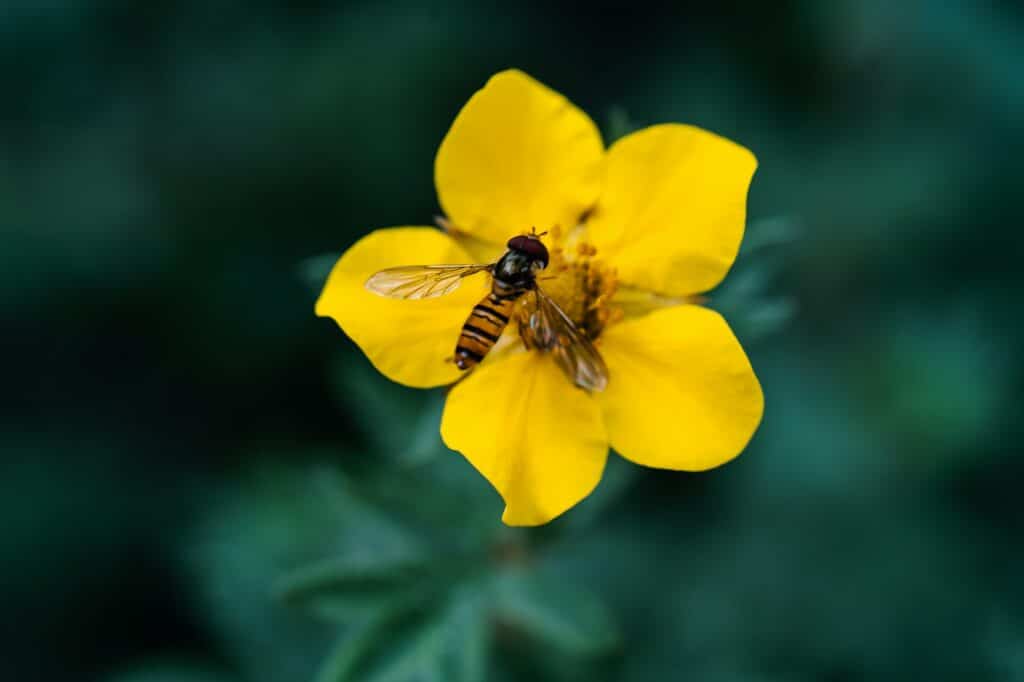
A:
[[454, 283, 525, 370]]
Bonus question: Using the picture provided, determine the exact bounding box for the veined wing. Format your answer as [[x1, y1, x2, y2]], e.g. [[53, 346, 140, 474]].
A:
[[530, 286, 609, 391], [365, 264, 492, 300]]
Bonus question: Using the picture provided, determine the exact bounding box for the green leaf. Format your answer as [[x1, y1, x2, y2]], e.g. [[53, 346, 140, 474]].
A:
[[714, 261, 776, 303], [313, 609, 402, 682], [438, 585, 490, 682], [739, 296, 798, 339], [101, 660, 234, 682], [276, 556, 434, 624], [400, 391, 449, 467], [738, 215, 802, 257], [710, 215, 799, 343], [491, 569, 620, 658], [187, 465, 427, 682], [357, 452, 504, 548], [329, 356, 446, 462], [314, 584, 489, 682], [557, 454, 639, 533], [298, 252, 342, 296], [604, 106, 639, 144]]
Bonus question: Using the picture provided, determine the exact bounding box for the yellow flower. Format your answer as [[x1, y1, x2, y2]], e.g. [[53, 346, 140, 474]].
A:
[[316, 69, 763, 526]]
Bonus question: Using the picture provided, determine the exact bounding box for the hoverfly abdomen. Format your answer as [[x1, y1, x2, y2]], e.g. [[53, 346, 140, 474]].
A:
[[452, 233, 548, 370], [454, 293, 521, 369]]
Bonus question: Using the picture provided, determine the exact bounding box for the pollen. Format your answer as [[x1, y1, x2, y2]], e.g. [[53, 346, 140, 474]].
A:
[[516, 235, 620, 342]]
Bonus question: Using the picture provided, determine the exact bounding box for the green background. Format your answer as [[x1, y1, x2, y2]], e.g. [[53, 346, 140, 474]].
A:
[[4, 1, 1023, 680]]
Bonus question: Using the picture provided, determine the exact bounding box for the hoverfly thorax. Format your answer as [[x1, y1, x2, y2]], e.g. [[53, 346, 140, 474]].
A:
[[494, 234, 549, 288]]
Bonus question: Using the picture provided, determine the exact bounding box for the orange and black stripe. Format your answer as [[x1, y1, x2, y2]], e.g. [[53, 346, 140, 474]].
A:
[[453, 291, 523, 370]]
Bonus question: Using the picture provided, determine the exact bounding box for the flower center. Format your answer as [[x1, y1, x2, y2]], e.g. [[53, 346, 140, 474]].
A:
[[516, 233, 620, 342]]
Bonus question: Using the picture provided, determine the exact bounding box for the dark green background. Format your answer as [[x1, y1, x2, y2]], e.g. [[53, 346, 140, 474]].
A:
[[4, 1, 1023, 681]]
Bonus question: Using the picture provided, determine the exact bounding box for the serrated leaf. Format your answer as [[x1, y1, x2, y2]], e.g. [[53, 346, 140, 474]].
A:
[[491, 570, 620, 658]]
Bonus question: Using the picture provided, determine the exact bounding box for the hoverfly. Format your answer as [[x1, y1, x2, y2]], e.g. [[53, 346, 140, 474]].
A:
[[365, 231, 608, 391]]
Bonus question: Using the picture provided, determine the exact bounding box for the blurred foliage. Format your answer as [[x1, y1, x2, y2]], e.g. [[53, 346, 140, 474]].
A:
[[4, 1, 1024, 681]]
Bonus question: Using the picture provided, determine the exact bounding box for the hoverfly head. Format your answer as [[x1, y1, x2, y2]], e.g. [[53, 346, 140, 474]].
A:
[[507, 230, 549, 270]]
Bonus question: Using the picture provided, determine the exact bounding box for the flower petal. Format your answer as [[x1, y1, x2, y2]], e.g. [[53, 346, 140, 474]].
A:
[[596, 305, 763, 470], [435, 69, 604, 245], [315, 227, 489, 388], [587, 124, 757, 296], [440, 352, 608, 526]]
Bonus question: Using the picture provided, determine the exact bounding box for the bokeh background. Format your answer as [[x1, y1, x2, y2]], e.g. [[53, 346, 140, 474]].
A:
[[4, 1, 1024, 680]]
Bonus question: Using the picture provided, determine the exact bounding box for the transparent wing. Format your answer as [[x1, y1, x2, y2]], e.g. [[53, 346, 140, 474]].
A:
[[530, 286, 609, 391], [364, 264, 492, 300]]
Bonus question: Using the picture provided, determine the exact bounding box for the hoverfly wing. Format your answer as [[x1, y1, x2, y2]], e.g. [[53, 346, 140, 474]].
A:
[[365, 264, 492, 300], [531, 286, 609, 391]]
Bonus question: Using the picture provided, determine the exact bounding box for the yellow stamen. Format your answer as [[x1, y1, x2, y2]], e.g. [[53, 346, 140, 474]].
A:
[[515, 237, 619, 343]]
